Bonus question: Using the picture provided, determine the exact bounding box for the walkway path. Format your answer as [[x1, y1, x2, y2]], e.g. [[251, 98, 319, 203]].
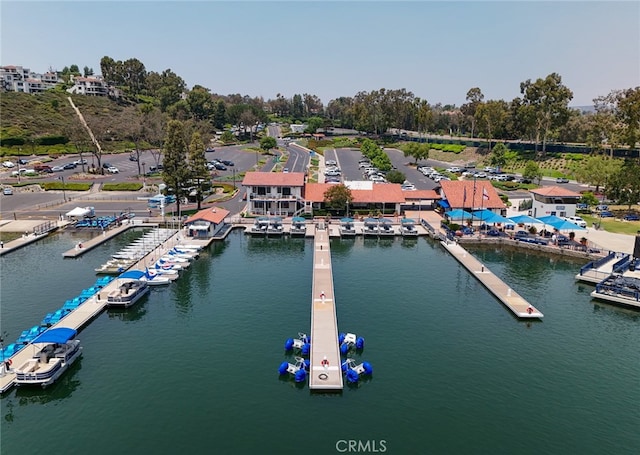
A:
[[309, 225, 343, 390]]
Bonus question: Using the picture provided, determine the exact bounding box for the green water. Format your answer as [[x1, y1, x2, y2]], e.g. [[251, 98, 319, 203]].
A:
[[1, 231, 638, 454]]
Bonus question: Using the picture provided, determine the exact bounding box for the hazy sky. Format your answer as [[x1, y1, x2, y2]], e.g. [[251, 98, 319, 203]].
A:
[[1, 1, 638, 107]]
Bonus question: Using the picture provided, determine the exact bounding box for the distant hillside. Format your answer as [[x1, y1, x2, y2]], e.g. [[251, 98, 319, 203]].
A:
[[0, 91, 136, 154], [571, 105, 596, 114]]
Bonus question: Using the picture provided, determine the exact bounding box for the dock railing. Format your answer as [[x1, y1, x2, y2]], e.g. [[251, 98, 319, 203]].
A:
[[612, 254, 631, 274], [579, 251, 616, 275]]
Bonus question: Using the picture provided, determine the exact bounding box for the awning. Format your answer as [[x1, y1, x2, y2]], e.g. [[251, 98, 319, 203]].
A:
[[438, 200, 451, 209], [189, 224, 210, 231], [66, 207, 90, 217], [32, 327, 77, 344]]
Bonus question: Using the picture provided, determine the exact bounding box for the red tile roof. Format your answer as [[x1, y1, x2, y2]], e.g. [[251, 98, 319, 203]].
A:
[[402, 189, 441, 200], [439, 180, 506, 209], [242, 171, 305, 187], [304, 183, 406, 204], [184, 207, 230, 225], [530, 186, 582, 197]]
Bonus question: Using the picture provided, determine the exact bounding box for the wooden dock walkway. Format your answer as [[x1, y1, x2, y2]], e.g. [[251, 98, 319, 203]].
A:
[[441, 240, 543, 319], [61, 221, 157, 257], [0, 229, 193, 393], [309, 225, 343, 390]]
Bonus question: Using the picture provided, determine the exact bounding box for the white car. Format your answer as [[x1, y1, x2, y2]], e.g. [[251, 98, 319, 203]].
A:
[[2, 161, 15, 168], [326, 159, 337, 166], [73, 158, 88, 165], [107, 166, 119, 174], [564, 216, 587, 228], [446, 167, 463, 173]]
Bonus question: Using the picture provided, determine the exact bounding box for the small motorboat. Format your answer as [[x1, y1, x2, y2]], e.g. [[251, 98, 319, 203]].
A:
[[341, 358, 373, 384], [14, 327, 82, 388], [106, 279, 150, 308], [278, 356, 309, 383], [338, 332, 365, 355], [284, 332, 311, 356]]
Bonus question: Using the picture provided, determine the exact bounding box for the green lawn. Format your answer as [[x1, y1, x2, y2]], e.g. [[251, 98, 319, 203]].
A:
[[581, 214, 640, 235]]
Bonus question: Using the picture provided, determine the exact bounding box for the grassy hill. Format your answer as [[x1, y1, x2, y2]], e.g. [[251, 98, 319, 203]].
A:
[[0, 91, 136, 157]]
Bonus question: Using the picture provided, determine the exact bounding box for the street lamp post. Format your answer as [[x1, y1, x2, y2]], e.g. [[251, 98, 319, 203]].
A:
[[232, 168, 236, 189], [141, 162, 146, 188], [59, 175, 67, 202]]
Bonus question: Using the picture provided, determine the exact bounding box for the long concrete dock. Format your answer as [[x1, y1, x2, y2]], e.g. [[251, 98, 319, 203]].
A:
[[309, 225, 343, 390], [441, 240, 543, 319], [0, 229, 200, 393]]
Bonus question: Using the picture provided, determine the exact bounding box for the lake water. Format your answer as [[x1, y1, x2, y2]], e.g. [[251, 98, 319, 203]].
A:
[[1, 230, 638, 454]]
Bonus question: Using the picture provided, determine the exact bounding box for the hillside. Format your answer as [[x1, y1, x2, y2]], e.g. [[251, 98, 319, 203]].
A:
[[0, 91, 136, 155]]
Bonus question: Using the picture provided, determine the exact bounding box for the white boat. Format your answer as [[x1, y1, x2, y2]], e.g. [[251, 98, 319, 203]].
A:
[[400, 218, 419, 236], [249, 217, 269, 235], [339, 218, 357, 237], [118, 269, 174, 286], [155, 258, 188, 270], [14, 328, 82, 388], [106, 279, 150, 308]]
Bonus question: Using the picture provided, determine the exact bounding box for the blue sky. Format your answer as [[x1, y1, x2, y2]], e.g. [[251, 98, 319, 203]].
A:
[[1, 1, 638, 107]]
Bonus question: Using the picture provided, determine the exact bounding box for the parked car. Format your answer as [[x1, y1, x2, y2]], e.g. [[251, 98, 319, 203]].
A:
[[129, 154, 138, 161], [2, 161, 15, 168], [106, 166, 119, 174], [34, 164, 53, 173], [63, 163, 77, 170], [214, 163, 227, 171], [599, 211, 614, 218], [514, 177, 532, 184], [283, 167, 289, 173], [446, 167, 463, 173], [576, 203, 589, 211], [326, 160, 337, 166], [514, 230, 530, 239], [73, 158, 88, 165], [564, 216, 587, 228], [595, 204, 609, 212], [220, 160, 234, 166], [205, 148, 215, 153], [102, 162, 112, 169], [623, 213, 640, 221], [51, 165, 66, 172], [556, 177, 569, 183], [3, 187, 13, 195], [17, 159, 29, 165]]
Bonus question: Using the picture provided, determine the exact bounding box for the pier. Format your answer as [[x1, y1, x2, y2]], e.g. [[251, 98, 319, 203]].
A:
[[0, 229, 207, 393], [309, 224, 343, 390], [440, 240, 543, 318]]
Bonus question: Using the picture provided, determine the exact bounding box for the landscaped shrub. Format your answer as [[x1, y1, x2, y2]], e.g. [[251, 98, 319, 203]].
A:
[[102, 182, 143, 191], [42, 182, 91, 191]]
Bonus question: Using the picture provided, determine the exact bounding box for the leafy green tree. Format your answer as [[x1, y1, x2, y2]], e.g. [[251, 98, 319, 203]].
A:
[[260, 136, 277, 152], [360, 138, 380, 159], [523, 160, 543, 184], [188, 132, 209, 210], [616, 87, 640, 149], [213, 100, 226, 129], [489, 142, 508, 168], [186, 85, 213, 121], [579, 192, 600, 207], [475, 100, 508, 150], [323, 184, 353, 214], [519, 73, 573, 156], [220, 131, 234, 143], [402, 142, 429, 165], [305, 117, 324, 134], [415, 98, 432, 139], [385, 170, 406, 183], [572, 154, 621, 192], [606, 159, 640, 209], [460, 87, 484, 138], [162, 120, 190, 217], [292, 94, 304, 119]]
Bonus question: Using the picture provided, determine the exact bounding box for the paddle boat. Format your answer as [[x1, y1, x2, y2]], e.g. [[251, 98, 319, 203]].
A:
[[400, 218, 418, 236], [14, 328, 82, 388], [290, 217, 307, 236], [338, 332, 365, 354], [339, 218, 357, 237], [278, 356, 310, 383], [106, 279, 150, 308], [249, 217, 269, 235], [284, 333, 311, 356], [341, 358, 373, 384]]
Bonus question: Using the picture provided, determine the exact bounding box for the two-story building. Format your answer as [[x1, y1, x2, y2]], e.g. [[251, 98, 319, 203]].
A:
[[529, 186, 581, 218], [1, 66, 61, 93], [438, 180, 506, 213], [67, 75, 108, 96], [303, 181, 406, 215], [241, 172, 306, 216]]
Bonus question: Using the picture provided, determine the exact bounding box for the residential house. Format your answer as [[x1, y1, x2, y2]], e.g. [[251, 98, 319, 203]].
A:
[[1, 65, 61, 93], [67, 75, 108, 96], [184, 207, 230, 238], [529, 186, 582, 218], [242, 172, 306, 216]]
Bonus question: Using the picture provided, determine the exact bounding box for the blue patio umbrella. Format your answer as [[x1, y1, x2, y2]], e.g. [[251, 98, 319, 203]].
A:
[[446, 209, 472, 220], [537, 215, 586, 231], [482, 212, 512, 224], [472, 209, 495, 221], [509, 214, 543, 225]]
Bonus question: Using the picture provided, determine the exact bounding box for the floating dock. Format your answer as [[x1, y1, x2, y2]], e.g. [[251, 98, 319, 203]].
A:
[[575, 252, 627, 283], [440, 240, 543, 318], [0, 230, 208, 393], [309, 225, 343, 390]]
